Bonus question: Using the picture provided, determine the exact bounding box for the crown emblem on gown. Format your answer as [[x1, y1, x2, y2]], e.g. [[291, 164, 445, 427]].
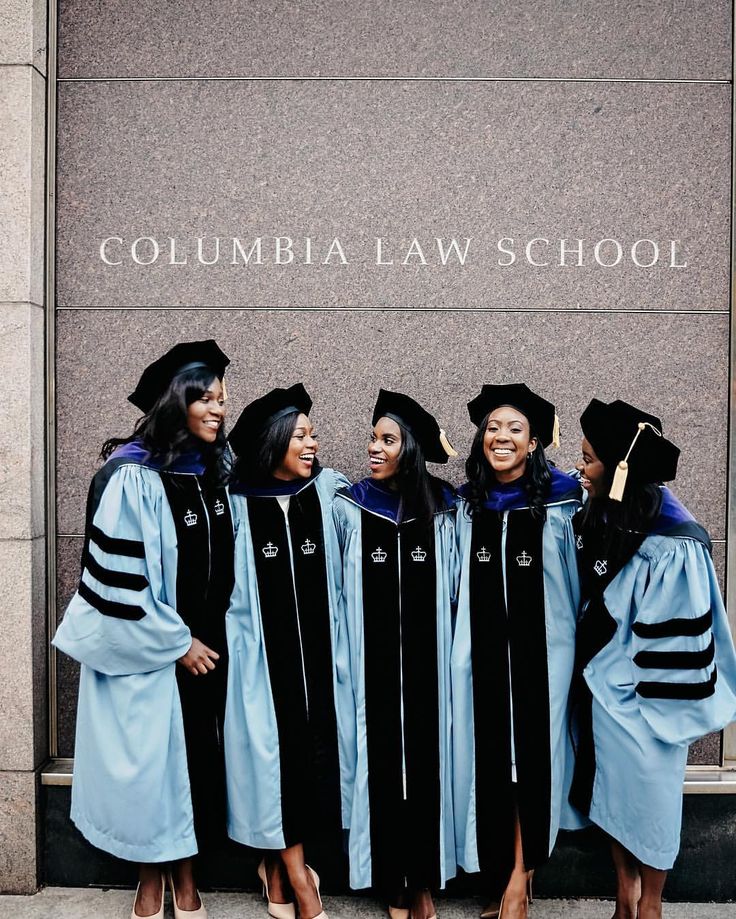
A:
[[594, 559, 608, 576], [262, 542, 279, 558], [184, 509, 198, 527], [372, 547, 387, 563], [301, 538, 316, 556], [516, 550, 532, 567], [411, 546, 427, 562], [214, 498, 225, 516], [576, 534, 583, 549], [476, 546, 491, 563]]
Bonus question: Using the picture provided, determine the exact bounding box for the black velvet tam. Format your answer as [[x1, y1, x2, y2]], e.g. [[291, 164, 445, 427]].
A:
[[467, 383, 557, 447], [229, 383, 312, 456], [128, 339, 230, 412], [580, 398, 680, 484], [372, 388, 454, 464]]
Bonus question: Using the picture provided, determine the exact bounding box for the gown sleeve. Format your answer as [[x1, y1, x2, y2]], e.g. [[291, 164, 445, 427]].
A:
[[629, 537, 736, 745], [331, 492, 359, 829], [52, 463, 192, 676]]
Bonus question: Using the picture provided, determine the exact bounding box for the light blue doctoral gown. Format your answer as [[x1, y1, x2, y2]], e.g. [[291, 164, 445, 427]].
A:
[[452, 473, 583, 876], [578, 505, 736, 869], [224, 467, 352, 849], [333, 483, 458, 891], [52, 460, 198, 863]]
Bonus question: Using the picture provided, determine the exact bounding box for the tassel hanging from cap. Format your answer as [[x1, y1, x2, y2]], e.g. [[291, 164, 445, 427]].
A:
[[608, 421, 662, 502], [439, 429, 458, 458], [551, 413, 560, 449], [221, 378, 228, 401]]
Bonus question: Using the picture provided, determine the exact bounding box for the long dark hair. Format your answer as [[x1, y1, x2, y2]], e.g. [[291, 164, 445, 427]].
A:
[[464, 410, 552, 520], [232, 410, 320, 485], [389, 420, 451, 526], [578, 460, 663, 545], [101, 366, 230, 486]]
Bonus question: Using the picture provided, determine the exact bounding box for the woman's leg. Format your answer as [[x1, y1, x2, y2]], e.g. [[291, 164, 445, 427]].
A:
[[134, 863, 165, 917], [496, 813, 530, 919], [280, 843, 323, 919], [263, 851, 292, 904], [609, 839, 641, 919], [410, 888, 436, 919], [638, 864, 667, 919], [169, 857, 202, 911]]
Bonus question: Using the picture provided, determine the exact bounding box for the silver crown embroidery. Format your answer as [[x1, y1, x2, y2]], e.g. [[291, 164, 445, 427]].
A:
[[576, 534, 583, 549], [516, 550, 532, 567], [262, 542, 278, 558], [476, 546, 491, 563], [411, 546, 427, 562], [372, 547, 387, 563], [301, 538, 316, 556], [594, 559, 608, 576], [184, 509, 198, 527], [214, 498, 225, 516]]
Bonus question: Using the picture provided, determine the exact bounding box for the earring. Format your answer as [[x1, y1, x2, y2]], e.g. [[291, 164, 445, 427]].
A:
[[527, 452, 533, 460]]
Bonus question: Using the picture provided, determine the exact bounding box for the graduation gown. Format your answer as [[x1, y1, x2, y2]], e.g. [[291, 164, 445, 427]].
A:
[[570, 488, 736, 870], [333, 479, 458, 892], [451, 468, 583, 881], [52, 441, 234, 863], [224, 466, 351, 850]]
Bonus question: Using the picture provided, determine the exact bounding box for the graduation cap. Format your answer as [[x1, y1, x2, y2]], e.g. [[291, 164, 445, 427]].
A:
[[580, 398, 680, 501], [372, 388, 457, 464], [467, 383, 560, 449], [128, 339, 230, 412], [229, 383, 312, 457]]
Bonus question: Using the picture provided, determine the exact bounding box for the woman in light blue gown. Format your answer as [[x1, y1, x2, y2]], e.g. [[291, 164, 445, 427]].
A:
[[333, 389, 458, 919], [572, 398, 736, 919], [224, 384, 349, 919], [451, 383, 582, 919], [53, 340, 232, 919]]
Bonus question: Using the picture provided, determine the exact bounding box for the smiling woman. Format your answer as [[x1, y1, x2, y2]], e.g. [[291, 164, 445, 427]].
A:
[[224, 384, 350, 919], [333, 389, 458, 919], [452, 383, 583, 919], [52, 340, 233, 919]]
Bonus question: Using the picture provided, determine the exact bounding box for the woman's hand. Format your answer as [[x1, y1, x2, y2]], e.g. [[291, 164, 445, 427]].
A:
[[177, 638, 220, 676]]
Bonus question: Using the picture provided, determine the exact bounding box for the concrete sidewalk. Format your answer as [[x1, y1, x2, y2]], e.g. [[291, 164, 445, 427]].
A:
[[0, 890, 732, 919]]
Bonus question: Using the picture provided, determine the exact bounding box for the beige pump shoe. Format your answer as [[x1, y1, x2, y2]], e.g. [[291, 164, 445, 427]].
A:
[[258, 859, 297, 919], [304, 865, 328, 919], [168, 872, 208, 919], [131, 873, 165, 919]]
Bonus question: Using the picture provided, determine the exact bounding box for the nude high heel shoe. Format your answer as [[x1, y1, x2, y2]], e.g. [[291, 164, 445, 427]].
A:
[[388, 909, 410, 919], [304, 865, 328, 919], [167, 872, 207, 919], [258, 859, 296, 919], [131, 873, 165, 919]]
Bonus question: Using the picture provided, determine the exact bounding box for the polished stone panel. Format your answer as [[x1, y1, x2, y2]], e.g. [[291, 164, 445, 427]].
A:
[[55, 81, 729, 311], [56, 310, 728, 540], [0, 66, 45, 306], [0, 770, 39, 893], [56, 0, 731, 81], [0, 303, 45, 539], [55, 537, 83, 758], [0, 538, 45, 773], [0, 0, 46, 72]]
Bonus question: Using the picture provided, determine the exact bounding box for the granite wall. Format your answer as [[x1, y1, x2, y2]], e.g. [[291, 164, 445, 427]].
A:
[[51, 0, 732, 876], [0, 0, 48, 895]]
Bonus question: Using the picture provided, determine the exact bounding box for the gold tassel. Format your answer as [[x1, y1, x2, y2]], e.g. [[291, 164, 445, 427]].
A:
[[552, 413, 561, 449], [608, 421, 658, 501], [439, 428, 458, 457], [221, 378, 228, 401], [608, 461, 629, 501]]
